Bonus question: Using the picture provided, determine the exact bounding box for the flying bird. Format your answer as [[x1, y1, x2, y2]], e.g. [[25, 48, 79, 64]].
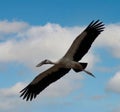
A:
[[20, 20, 105, 101]]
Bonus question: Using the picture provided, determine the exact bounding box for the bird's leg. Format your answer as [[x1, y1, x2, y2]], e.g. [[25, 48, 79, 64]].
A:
[[77, 63, 95, 78], [83, 69, 95, 78], [71, 61, 95, 78]]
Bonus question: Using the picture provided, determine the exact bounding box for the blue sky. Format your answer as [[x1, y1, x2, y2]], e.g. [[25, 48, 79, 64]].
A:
[[0, 0, 120, 25], [0, 0, 120, 112]]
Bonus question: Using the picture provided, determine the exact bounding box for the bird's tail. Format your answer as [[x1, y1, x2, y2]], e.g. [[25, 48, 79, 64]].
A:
[[73, 62, 88, 72]]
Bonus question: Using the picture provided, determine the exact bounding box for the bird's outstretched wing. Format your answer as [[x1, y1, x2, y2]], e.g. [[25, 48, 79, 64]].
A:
[[20, 64, 70, 101], [64, 20, 105, 61]]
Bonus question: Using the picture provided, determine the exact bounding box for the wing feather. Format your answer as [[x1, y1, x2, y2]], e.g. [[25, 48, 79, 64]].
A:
[[64, 20, 105, 61], [20, 65, 70, 101]]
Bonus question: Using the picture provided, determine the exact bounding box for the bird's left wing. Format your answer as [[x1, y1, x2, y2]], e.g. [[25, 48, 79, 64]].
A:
[[20, 64, 70, 101]]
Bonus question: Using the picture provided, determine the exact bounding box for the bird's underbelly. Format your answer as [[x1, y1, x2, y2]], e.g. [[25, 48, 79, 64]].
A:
[[65, 63, 73, 68], [63, 61, 82, 70], [59, 58, 83, 70]]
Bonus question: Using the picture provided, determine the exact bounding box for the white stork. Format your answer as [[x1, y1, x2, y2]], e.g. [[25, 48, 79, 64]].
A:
[[20, 20, 105, 101]]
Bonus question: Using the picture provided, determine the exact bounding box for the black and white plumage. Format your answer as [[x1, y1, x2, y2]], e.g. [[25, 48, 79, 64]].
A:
[[20, 20, 105, 101], [64, 20, 104, 61]]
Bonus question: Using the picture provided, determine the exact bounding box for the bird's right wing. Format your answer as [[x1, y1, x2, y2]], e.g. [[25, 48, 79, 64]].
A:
[[64, 20, 105, 61], [20, 64, 70, 101]]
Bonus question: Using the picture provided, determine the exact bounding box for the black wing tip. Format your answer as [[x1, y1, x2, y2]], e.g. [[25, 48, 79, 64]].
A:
[[87, 20, 105, 32], [20, 85, 37, 101]]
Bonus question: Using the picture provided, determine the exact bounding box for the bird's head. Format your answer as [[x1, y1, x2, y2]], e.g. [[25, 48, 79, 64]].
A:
[[36, 59, 54, 67]]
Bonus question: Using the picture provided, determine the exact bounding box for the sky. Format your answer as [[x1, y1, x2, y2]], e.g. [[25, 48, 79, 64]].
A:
[[0, 0, 120, 112]]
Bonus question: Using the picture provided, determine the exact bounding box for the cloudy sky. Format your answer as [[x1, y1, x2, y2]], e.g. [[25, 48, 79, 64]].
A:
[[0, 0, 120, 112]]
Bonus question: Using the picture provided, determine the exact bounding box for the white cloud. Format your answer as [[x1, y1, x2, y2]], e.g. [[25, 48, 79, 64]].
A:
[[0, 82, 25, 97], [95, 24, 120, 58], [0, 21, 96, 69], [0, 82, 26, 111], [0, 20, 29, 34], [106, 71, 120, 93], [0, 20, 120, 66]]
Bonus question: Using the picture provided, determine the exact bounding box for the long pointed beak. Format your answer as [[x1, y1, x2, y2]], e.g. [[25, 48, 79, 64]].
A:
[[36, 62, 43, 67]]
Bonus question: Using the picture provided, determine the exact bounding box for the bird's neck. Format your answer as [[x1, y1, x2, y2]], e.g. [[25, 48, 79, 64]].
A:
[[48, 60, 58, 65]]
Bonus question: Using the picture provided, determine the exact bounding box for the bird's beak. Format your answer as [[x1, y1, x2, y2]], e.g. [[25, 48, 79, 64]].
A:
[[36, 62, 43, 67]]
